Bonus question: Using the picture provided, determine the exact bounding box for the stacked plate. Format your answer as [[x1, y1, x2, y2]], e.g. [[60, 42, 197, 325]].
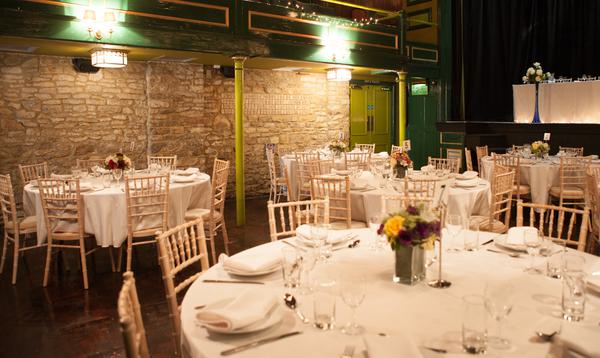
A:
[[454, 171, 479, 188]]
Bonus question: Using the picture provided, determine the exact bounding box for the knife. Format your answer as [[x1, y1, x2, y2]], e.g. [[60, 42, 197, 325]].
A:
[[203, 279, 264, 285], [220, 331, 302, 356]]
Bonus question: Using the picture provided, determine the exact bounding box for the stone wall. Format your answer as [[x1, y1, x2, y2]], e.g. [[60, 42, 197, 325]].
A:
[[0, 53, 349, 198]]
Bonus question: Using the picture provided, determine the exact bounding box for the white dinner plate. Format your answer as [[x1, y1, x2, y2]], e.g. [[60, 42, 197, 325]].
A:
[[202, 299, 284, 335], [173, 176, 195, 183], [223, 263, 281, 277], [333, 170, 351, 176], [494, 235, 527, 252]]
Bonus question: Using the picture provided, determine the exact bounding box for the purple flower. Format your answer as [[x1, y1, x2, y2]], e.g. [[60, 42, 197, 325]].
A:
[[397, 230, 412, 247], [415, 221, 430, 238], [407, 206, 419, 215]]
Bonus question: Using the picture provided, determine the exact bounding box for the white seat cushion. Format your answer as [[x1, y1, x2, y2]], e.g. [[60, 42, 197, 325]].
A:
[[549, 186, 584, 198], [6, 215, 37, 232], [184, 208, 223, 222], [513, 184, 531, 195], [469, 215, 508, 234]]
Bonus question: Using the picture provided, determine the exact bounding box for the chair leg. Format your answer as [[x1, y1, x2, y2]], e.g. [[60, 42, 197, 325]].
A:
[[126, 237, 133, 272], [116, 246, 123, 272], [43, 239, 53, 287], [11, 237, 19, 285], [79, 237, 89, 290], [0, 235, 8, 274], [221, 219, 230, 256], [108, 246, 116, 273], [208, 227, 217, 265]]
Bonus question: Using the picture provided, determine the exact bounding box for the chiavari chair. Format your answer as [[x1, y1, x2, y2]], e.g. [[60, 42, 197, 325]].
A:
[[266, 148, 287, 203], [344, 151, 370, 171], [469, 169, 515, 233], [147, 155, 177, 170], [118, 271, 150, 358], [464, 148, 474, 172], [427, 157, 460, 174], [311, 175, 352, 229], [354, 143, 375, 154], [549, 156, 592, 207], [267, 198, 330, 241], [19, 162, 48, 186], [558, 146, 584, 156], [493, 153, 530, 201]]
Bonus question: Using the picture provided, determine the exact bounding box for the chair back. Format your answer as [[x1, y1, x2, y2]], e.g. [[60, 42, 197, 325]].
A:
[[557, 156, 591, 206], [118, 272, 150, 358], [586, 172, 600, 237], [403, 177, 437, 200], [295, 160, 321, 201], [267, 198, 330, 241], [381, 194, 435, 214], [485, 169, 515, 233], [493, 153, 525, 200], [464, 148, 474, 172], [295, 151, 320, 164], [124, 175, 170, 238], [559, 146, 584, 156], [427, 157, 460, 173], [517, 200, 589, 251], [147, 156, 177, 171], [446, 148, 463, 171], [475, 145, 488, 169], [311, 175, 351, 228], [210, 159, 230, 218], [0, 174, 19, 236], [156, 218, 209, 355], [19, 162, 48, 186], [266, 149, 278, 189], [38, 178, 85, 239], [354, 143, 375, 154], [344, 152, 370, 171]]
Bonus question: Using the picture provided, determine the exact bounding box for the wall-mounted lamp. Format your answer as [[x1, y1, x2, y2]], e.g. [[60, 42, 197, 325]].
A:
[[90, 48, 128, 68], [81, 1, 117, 40], [326, 68, 352, 82]]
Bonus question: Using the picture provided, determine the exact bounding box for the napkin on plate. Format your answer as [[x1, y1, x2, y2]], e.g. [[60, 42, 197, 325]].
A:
[[586, 263, 600, 295], [554, 323, 600, 358], [456, 171, 478, 180], [295, 224, 349, 244], [219, 253, 281, 275], [420, 165, 434, 173], [196, 289, 278, 332], [173, 167, 200, 176], [51, 173, 72, 180], [506, 226, 537, 245], [453, 178, 479, 188]]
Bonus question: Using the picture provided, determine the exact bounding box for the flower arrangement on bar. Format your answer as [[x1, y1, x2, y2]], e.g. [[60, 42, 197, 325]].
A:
[[390, 150, 412, 178], [522, 62, 551, 84], [328, 139, 347, 156], [104, 152, 132, 170], [378, 204, 441, 285], [530, 140, 549, 158]]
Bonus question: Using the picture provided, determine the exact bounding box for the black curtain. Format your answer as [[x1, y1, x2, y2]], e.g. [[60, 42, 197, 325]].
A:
[[454, 0, 600, 122]]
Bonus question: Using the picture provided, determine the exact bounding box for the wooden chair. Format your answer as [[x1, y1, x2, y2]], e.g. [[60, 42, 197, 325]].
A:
[[549, 156, 591, 207], [559, 146, 584, 156], [403, 177, 438, 200], [147, 156, 177, 170], [295, 151, 321, 164], [464, 148, 474, 172], [184, 159, 230, 264], [118, 272, 150, 358], [266, 149, 287, 203], [428, 157, 460, 174], [123, 174, 170, 272], [311, 175, 352, 229], [469, 169, 515, 233], [381, 194, 435, 214], [354, 143, 376, 154], [516, 200, 590, 251], [344, 151, 370, 171], [39, 178, 97, 289], [267, 198, 330, 241], [19, 162, 48, 186], [446, 148, 463, 171], [475, 145, 488, 170], [156, 218, 209, 356], [585, 172, 600, 253], [493, 153, 530, 201], [0, 174, 40, 284], [76, 158, 104, 170]]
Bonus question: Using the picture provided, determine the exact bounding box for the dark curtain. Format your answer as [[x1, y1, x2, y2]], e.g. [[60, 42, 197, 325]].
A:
[[455, 0, 600, 122]]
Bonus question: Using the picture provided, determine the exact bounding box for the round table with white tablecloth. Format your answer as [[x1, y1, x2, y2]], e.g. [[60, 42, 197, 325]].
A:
[[180, 228, 600, 358], [23, 173, 211, 247]]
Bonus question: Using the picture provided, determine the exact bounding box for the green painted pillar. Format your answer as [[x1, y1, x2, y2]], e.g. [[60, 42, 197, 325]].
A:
[[233, 56, 247, 226], [397, 71, 407, 143]]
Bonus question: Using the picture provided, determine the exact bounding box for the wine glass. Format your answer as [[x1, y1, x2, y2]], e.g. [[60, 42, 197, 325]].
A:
[[484, 282, 515, 349], [112, 168, 123, 185], [340, 273, 366, 335], [524, 228, 542, 274], [310, 223, 329, 262]]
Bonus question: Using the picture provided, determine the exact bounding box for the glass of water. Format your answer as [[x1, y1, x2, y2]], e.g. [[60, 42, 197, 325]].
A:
[[524, 228, 542, 274], [562, 272, 586, 322], [462, 295, 487, 354]]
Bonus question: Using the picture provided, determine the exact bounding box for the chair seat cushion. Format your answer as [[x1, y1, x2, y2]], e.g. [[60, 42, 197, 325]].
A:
[[513, 184, 531, 195], [549, 186, 584, 198], [185, 208, 222, 222], [469, 216, 508, 234], [6, 215, 37, 232]]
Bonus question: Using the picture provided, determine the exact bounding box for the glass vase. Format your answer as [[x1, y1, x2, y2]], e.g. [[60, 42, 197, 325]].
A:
[[393, 245, 426, 285]]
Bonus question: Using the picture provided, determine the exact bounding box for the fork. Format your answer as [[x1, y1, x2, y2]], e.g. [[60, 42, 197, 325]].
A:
[[341, 345, 355, 358]]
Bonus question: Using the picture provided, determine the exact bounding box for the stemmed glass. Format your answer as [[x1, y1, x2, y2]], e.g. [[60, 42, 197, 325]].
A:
[[310, 223, 329, 262], [112, 168, 123, 186], [524, 228, 542, 274], [340, 273, 366, 335], [484, 282, 515, 349]]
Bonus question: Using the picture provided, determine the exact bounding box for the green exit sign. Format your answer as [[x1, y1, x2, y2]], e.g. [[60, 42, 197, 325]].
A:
[[411, 83, 428, 96]]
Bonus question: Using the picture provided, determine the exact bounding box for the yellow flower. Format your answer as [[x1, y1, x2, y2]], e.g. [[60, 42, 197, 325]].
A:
[[384, 216, 405, 238], [421, 236, 435, 250], [532, 143, 539, 151]]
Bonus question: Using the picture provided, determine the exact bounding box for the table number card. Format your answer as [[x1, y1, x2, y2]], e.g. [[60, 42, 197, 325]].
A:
[[543, 133, 551, 141], [403, 140, 411, 151]]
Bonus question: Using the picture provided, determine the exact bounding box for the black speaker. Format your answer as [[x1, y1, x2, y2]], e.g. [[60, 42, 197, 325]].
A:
[[72, 58, 100, 73], [220, 66, 235, 78]]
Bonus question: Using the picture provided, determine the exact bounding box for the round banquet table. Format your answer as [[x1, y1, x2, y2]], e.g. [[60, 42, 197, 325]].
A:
[[180, 228, 600, 358], [23, 173, 211, 247], [480, 156, 600, 206]]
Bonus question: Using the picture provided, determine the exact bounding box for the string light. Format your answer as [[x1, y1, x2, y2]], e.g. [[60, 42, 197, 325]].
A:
[[265, 0, 378, 27]]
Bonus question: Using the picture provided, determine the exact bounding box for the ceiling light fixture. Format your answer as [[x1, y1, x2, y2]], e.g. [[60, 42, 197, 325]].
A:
[[326, 68, 352, 82], [90, 48, 128, 68]]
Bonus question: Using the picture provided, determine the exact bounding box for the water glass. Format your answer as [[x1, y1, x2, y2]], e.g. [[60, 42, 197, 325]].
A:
[[312, 275, 337, 330], [464, 226, 479, 251], [563, 254, 585, 274], [484, 283, 514, 349], [112, 168, 123, 184], [524, 228, 542, 274], [546, 251, 563, 279], [101, 173, 112, 188], [298, 248, 318, 294], [281, 247, 302, 289], [462, 295, 487, 354], [562, 272, 586, 322], [310, 223, 329, 261]]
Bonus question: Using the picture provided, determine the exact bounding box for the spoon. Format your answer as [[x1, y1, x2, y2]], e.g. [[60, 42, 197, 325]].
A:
[[536, 330, 558, 341], [348, 239, 361, 248], [283, 293, 309, 324]]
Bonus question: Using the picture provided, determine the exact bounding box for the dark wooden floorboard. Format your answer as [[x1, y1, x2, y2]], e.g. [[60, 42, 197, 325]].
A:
[[0, 196, 271, 358]]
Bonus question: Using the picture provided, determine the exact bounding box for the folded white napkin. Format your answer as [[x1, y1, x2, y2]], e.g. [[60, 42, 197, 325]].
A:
[[373, 152, 389, 158], [506, 227, 537, 245], [196, 289, 278, 332], [219, 253, 281, 274], [350, 178, 368, 189], [456, 171, 478, 180], [586, 263, 600, 295], [555, 323, 600, 358], [173, 167, 200, 175], [454, 178, 479, 188], [420, 165, 434, 173], [296, 224, 348, 244]]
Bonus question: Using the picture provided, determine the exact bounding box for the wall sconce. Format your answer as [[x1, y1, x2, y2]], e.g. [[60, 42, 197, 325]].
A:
[[82, 2, 117, 40], [326, 68, 352, 82], [90, 48, 128, 68]]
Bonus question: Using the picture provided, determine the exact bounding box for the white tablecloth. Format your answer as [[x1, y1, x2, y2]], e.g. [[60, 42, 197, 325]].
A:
[[181, 229, 600, 358], [280, 155, 346, 199], [23, 174, 211, 247], [513, 81, 600, 123]]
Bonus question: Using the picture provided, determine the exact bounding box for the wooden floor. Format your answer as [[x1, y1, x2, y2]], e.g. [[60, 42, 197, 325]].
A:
[[0, 196, 272, 358]]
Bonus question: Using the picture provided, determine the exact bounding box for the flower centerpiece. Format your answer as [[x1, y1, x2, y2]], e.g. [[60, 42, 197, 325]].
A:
[[104, 153, 132, 170], [378, 204, 441, 285], [390, 150, 412, 178], [531, 140, 549, 159], [522, 62, 551, 124], [328, 139, 347, 156]]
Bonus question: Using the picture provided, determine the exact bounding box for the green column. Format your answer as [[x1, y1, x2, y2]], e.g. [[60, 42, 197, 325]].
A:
[[397, 71, 407, 143], [233, 56, 247, 226]]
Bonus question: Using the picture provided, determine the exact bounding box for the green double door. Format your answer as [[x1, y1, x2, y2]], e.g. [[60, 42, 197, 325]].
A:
[[349, 84, 393, 153], [407, 90, 439, 168]]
